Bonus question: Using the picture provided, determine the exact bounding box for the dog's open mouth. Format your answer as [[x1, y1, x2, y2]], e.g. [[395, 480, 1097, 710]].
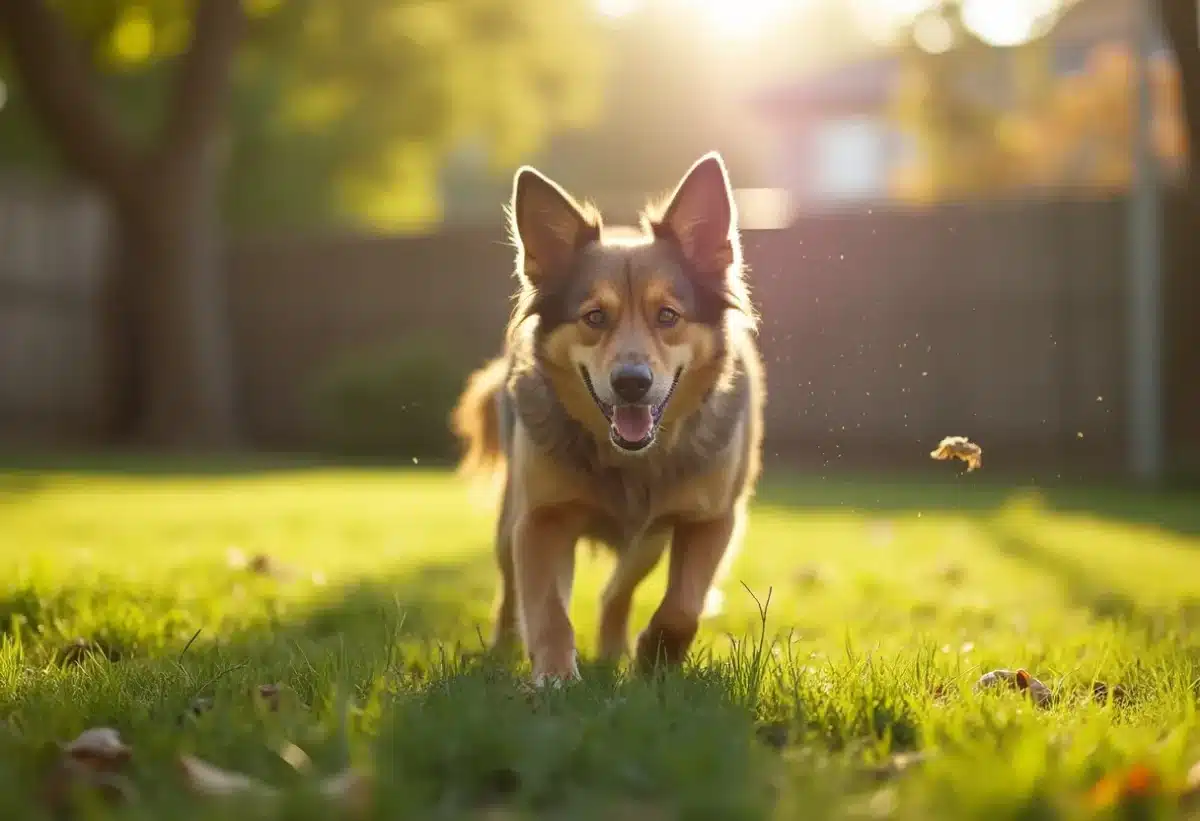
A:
[[580, 367, 682, 452]]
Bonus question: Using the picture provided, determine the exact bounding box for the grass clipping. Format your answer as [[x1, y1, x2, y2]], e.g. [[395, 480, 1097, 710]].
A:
[[930, 436, 983, 472]]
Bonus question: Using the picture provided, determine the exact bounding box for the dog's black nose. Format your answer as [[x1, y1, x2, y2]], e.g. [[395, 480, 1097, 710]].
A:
[[610, 363, 653, 403]]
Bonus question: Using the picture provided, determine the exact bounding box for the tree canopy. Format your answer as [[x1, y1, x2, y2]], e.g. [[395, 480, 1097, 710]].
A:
[[0, 0, 605, 233]]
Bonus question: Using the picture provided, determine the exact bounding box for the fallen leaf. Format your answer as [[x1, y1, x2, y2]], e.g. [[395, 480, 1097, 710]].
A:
[[1089, 763, 1163, 809], [257, 683, 282, 711], [975, 668, 1053, 707], [43, 757, 139, 812], [56, 638, 120, 665], [186, 696, 214, 719], [1092, 681, 1129, 704], [867, 751, 930, 782], [930, 436, 983, 472], [43, 730, 137, 814], [179, 754, 278, 799], [1181, 759, 1200, 807], [62, 727, 132, 770], [319, 767, 372, 817], [276, 741, 312, 772]]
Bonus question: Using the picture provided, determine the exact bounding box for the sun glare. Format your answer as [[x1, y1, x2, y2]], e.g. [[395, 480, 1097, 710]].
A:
[[960, 0, 1062, 47], [693, 0, 791, 39], [594, 0, 793, 39]]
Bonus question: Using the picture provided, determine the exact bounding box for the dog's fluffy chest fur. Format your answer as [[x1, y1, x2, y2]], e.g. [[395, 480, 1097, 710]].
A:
[[501, 339, 756, 549]]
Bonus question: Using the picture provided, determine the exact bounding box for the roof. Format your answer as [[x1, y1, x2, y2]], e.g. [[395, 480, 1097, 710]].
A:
[[752, 54, 900, 118], [751, 0, 1159, 119]]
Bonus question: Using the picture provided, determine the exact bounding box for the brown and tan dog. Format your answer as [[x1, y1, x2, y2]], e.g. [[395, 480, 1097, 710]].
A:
[[451, 152, 765, 685]]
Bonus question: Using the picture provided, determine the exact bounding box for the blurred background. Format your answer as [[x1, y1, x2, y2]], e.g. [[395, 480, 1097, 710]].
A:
[[0, 0, 1197, 483]]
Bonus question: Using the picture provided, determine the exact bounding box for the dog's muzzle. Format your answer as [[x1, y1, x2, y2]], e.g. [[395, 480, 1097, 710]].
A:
[[580, 366, 682, 452]]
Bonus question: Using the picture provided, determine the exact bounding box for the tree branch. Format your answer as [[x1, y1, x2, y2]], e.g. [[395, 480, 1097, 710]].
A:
[[157, 0, 245, 166], [0, 0, 135, 198]]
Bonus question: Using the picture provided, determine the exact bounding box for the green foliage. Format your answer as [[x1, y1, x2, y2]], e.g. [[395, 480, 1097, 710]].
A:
[[0, 0, 604, 232], [306, 335, 472, 462]]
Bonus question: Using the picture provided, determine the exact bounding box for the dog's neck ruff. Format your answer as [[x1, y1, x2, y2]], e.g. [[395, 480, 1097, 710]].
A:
[[510, 348, 750, 483]]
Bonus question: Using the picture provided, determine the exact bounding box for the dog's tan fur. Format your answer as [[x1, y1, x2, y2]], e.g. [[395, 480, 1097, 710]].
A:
[[450, 152, 765, 684]]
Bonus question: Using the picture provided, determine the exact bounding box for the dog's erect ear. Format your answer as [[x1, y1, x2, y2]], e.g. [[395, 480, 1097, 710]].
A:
[[652, 152, 738, 275], [511, 166, 599, 284]]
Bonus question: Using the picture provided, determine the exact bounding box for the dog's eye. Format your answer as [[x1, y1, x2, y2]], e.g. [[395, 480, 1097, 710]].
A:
[[583, 309, 608, 329], [656, 307, 680, 328]]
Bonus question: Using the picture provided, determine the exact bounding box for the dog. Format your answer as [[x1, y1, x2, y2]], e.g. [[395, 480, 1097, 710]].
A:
[[450, 151, 764, 685]]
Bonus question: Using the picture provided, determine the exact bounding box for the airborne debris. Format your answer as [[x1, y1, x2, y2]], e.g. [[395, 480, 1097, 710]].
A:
[[930, 436, 983, 472]]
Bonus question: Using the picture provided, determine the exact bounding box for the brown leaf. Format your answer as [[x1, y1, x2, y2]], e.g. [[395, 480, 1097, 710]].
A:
[[1181, 759, 1200, 807], [276, 741, 312, 773], [62, 727, 132, 771], [257, 683, 282, 711], [867, 750, 930, 782], [43, 757, 139, 813], [975, 668, 1053, 707], [1089, 763, 1163, 809], [1092, 681, 1129, 704], [179, 755, 278, 799], [56, 638, 120, 665], [43, 729, 137, 814], [930, 436, 983, 472], [319, 767, 373, 817]]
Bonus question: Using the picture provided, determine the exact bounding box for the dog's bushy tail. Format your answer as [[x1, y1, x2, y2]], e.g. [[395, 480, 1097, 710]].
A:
[[450, 356, 507, 479]]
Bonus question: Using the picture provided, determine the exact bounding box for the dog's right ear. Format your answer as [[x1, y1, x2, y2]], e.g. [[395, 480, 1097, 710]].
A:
[[511, 166, 599, 285]]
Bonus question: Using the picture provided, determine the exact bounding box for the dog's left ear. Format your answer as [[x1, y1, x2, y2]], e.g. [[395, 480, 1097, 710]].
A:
[[652, 152, 738, 274]]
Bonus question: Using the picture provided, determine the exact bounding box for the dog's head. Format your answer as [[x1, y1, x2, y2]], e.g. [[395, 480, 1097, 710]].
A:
[[507, 152, 752, 455]]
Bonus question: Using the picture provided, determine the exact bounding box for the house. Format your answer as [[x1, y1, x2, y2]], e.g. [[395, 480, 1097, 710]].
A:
[[751, 0, 1168, 211]]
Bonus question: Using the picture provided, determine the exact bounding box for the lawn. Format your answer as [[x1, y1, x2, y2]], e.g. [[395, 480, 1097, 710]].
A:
[[1, 461, 1199, 820]]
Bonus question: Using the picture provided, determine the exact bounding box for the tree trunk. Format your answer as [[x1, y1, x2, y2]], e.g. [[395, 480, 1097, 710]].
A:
[[115, 144, 240, 449]]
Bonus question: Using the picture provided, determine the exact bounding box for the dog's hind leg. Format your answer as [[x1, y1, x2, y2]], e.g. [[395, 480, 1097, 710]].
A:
[[491, 481, 520, 655], [597, 529, 669, 663]]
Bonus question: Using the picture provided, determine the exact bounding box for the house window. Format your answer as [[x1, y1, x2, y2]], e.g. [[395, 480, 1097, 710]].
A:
[[811, 115, 886, 201]]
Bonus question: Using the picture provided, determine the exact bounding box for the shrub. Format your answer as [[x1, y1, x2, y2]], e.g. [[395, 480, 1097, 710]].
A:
[[306, 335, 473, 462]]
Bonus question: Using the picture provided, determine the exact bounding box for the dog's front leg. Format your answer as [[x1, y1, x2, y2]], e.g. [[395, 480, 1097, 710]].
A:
[[513, 504, 584, 685], [635, 511, 737, 672]]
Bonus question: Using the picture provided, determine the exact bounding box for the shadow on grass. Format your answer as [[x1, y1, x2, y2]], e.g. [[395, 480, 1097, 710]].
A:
[[0, 555, 501, 678], [976, 517, 1200, 637], [757, 475, 1200, 538], [3, 451, 1199, 536]]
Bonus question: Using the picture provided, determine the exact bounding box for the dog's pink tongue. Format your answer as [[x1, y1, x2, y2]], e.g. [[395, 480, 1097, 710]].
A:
[[613, 405, 653, 442]]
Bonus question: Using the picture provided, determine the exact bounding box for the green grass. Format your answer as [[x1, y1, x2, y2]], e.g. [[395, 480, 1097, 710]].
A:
[[1, 462, 1199, 820]]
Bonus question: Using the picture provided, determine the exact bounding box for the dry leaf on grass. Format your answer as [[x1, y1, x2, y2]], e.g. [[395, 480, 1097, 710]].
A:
[[179, 755, 278, 799], [62, 727, 132, 768], [44, 728, 138, 812], [866, 751, 930, 782], [930, 436, 983, 472], [975, 668, 1053, 707], [1181, 760, 1200, 808], [276, 741, 312, 773], [179, 755, 371, 815], [1088, 763, 1163, 809], [1091, 681, 1129, 704], [57, 637, 121, 665], [319, 767, 373, 817], [257, 683, 282, 711]]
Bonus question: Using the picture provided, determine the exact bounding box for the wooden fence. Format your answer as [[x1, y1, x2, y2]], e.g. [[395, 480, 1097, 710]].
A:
[[0, 176, 109, 443], [2, 180, 1194, 476], [229, 197, 1152, 475]]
